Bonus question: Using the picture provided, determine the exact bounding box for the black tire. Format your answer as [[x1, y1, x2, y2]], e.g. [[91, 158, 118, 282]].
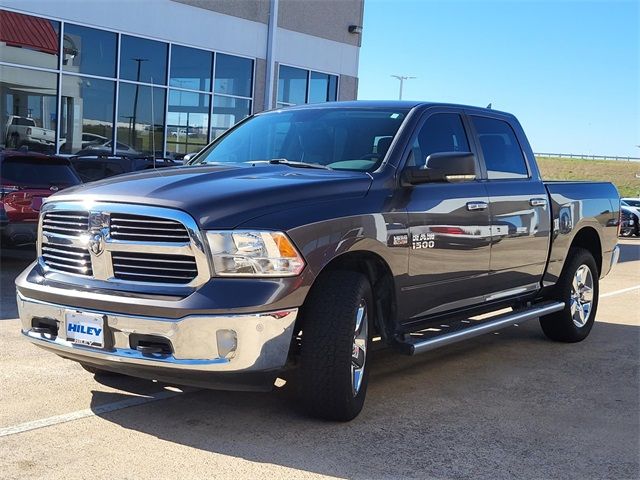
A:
[[540, 247, 599, 342], [80, 363, 123, 377], [297, 270, 373, 421]]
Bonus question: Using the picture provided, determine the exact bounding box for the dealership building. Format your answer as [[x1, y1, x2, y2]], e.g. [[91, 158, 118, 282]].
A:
[[0, 0, 364, 157]]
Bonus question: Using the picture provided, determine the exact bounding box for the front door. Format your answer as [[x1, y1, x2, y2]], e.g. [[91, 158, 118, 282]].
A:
[[401, 111, 492, 324]]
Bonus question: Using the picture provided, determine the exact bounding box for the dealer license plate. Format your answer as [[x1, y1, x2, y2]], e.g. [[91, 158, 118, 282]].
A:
[[65, 311, 105, 348]]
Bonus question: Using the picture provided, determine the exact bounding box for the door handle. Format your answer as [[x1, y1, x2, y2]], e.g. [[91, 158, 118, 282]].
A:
[[530, 198, 547, 207], [466, 201, 488, 211]]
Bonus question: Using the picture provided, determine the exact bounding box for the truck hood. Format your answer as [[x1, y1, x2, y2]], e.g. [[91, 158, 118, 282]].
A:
[[49, 164, 373, 228]]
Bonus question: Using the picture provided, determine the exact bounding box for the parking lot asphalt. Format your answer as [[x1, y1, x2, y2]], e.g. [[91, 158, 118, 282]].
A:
[[0, 241, 638, 480]]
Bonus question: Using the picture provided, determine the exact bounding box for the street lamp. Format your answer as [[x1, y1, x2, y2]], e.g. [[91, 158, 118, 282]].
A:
[[391, 75, 416, 100]]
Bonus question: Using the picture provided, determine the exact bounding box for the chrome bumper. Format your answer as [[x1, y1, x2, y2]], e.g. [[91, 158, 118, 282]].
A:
[[18, 293, 297, 376], [603, 245, 620, 278]]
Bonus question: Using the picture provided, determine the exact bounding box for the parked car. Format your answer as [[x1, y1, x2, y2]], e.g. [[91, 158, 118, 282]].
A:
[[69, 154, 182, 183], [620, 203, 639, 237], [4, 115, 55, 150], [0, 150, 81, 246], [17, 101, 620, 421], [621, 197, 640, 208], [74, 140, 139, 157]]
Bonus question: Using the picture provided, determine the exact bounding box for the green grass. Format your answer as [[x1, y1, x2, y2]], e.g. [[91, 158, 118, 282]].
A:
[[536, 156, 640, 198]]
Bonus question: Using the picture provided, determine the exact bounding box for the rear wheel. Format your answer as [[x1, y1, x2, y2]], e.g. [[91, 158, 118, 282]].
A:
[[540, 247, 599, 342], [297, 271, 373, 421]]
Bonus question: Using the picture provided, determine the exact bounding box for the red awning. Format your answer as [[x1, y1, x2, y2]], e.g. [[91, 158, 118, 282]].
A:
[[0, 10, 58, 55]]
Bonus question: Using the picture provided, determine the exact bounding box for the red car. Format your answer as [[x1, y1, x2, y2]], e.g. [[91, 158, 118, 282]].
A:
[[0, 150, 81, 246]]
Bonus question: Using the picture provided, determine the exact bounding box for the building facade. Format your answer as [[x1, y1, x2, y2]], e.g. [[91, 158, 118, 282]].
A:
[[0, 0, 364, 157]]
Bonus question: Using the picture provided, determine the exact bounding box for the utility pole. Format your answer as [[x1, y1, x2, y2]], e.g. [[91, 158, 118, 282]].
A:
[[391, 75, 416, 100]]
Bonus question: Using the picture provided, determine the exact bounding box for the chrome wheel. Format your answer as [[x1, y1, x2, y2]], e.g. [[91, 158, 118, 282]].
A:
[[570, 264, 594, 328], [351, 300, 368, 396]]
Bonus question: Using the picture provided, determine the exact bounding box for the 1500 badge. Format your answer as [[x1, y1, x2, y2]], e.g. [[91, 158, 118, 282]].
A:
[[412, 233, 435, 249]]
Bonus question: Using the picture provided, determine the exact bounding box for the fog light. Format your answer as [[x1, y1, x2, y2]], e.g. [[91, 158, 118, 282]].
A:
[[216, 329, 237, 359]]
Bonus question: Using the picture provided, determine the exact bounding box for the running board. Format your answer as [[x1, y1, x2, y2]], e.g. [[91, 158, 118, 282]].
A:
[[398, 301, 565, 355]]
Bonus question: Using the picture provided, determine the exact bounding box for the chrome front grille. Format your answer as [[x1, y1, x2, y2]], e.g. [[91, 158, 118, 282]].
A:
[[112, 252, 198, 283], [38, 202, 209, 288], [110, 213, 190, 242], [41, 244, 93, 276], [42, 211, 89, 236]]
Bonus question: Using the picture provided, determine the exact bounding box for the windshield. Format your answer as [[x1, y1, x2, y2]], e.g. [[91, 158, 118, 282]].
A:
[[190, 108, 409, 171]]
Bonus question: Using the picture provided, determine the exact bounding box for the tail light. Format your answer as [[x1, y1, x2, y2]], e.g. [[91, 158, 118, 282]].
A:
[[26, 127, 32, 135]]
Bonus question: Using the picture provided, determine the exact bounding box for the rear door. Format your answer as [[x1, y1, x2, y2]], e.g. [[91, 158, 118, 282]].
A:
[[401, 109, 493, 323], [468, 114, 550, 297]]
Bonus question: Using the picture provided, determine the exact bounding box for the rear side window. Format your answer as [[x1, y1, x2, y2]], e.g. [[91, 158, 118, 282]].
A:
[[472, 116, 529, 180], [1, 158, 81, 187], [407, 113, 470, 167]]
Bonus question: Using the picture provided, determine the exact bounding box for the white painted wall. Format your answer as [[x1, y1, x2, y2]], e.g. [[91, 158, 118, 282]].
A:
[[0, 0, 268, 60], [0, 0, 360, 77]]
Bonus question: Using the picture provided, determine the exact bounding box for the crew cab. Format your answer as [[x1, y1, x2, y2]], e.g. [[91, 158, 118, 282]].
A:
[[4, 115, 56, 151], [16, 102, 620, 421]]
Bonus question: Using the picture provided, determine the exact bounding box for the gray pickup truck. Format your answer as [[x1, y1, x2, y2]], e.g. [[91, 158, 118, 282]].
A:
[[16, 101, 620, 421]]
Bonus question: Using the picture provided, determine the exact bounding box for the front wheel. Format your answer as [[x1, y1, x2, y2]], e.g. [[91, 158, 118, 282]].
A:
[[297, 271, 373, 421], [540, 247, 599, 342]]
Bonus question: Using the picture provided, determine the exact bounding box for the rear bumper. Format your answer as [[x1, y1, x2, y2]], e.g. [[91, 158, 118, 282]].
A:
[[18, 293, 298, 391], [602, 245, 620, 278]]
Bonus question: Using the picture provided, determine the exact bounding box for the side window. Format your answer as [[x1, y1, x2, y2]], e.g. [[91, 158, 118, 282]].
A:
[[472, 116, 529, 180], [406, 113, 470, 167]]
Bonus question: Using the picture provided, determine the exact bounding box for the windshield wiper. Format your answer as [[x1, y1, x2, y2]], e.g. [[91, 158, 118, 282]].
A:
[[264, 158, 332, 170]]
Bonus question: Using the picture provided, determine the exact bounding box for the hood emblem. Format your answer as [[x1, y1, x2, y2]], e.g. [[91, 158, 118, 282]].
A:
[[89, 232, 105, 256]]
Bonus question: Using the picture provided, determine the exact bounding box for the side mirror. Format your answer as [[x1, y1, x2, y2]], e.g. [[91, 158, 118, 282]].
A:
[[403, 152, 477, 185]]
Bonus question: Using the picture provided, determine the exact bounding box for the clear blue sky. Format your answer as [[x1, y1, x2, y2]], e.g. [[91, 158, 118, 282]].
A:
[[358, 0, 639, 157]]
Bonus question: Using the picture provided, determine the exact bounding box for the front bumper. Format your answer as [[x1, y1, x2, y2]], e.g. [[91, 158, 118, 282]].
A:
[[18, 293, 298, 391]]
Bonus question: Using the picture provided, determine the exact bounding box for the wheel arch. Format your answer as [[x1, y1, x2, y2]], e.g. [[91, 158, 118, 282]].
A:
[[301, 250, 398, 342], [569, 226, 602, 275]]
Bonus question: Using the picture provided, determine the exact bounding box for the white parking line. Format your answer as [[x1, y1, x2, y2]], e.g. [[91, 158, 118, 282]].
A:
[[600, 285, 640, 298], [0, 389, 185, 438]]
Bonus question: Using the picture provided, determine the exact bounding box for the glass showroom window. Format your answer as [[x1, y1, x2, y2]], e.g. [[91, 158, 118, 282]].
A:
[[170, 45, 212, 92], [211, 96, 251, 139], [214, 54, 252, 98], [277, 66, 307, 107], [309, 71, 338, 103], [0, 65, 58, 153], [120, 35, 168, 85], [212, 53, 253, 139], [62, 24, 117, 78], [60, 75, 115, 154], [167, 89, 210, 155], [0, 10, 60, 69], [278, 66, 338, 107], [117, 83, 166, 157]]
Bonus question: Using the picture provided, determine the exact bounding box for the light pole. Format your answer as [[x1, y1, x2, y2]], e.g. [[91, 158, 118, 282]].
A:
[[131, 58, 148, 149], [391, 75, 416, 100]]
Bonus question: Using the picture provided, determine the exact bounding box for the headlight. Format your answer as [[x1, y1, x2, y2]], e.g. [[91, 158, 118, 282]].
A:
[[205, 230, 305, 277]]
